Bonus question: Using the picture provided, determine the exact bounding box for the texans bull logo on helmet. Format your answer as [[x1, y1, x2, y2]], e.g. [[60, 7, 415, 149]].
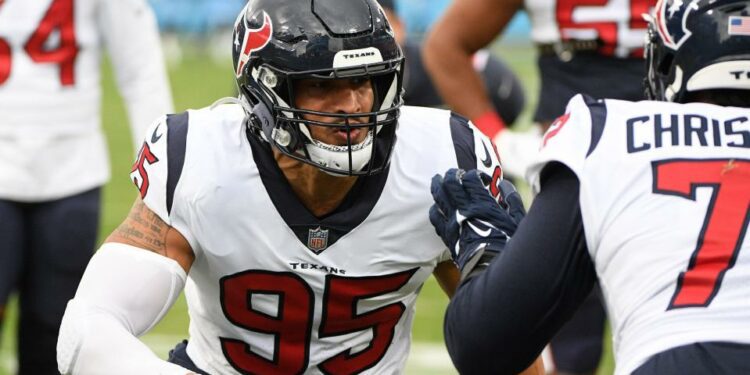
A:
[[654, 0, 700, 49], [233, 11, 272, 77]]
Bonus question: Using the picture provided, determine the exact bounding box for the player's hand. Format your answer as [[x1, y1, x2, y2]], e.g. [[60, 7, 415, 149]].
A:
[[429, 168, 525, 280]]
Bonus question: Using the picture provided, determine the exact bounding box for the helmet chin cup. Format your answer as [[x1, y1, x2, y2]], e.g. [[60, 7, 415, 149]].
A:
[[304, 130, 375, 176]]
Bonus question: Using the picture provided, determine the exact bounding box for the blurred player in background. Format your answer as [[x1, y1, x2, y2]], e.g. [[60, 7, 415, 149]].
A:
[[431, 0, 750, 373], [379, 0, 526, 127], [0, 0, 172, 372], [424, 0, 652, 179], [55, 0, 543, 373], [423, 0, 656, 372]]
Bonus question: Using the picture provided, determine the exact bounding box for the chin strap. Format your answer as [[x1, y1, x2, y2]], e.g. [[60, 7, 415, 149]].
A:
[[299, 124, 375, 174]]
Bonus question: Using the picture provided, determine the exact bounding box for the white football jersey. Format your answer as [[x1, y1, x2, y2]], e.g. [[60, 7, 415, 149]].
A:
[[134, 104, 503, 374], [0, 0, 172, 201], [527, 95, 750, 374], [523, 0, 654, 57]]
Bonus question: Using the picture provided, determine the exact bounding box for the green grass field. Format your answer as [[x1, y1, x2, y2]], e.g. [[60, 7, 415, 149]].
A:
[[0, 42, 614, 374]]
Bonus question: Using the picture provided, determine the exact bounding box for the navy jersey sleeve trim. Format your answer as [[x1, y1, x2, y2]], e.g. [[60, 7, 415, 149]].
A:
[[444, 163, 597, 374], [449, 112, 477, 170], [583, 95, 607, 157], [166, 112, 189, 215]]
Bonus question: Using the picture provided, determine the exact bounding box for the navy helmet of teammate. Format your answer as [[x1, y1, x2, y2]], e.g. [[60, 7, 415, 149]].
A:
[[431, 0, 750, 373], [644, 0, 750, 104]]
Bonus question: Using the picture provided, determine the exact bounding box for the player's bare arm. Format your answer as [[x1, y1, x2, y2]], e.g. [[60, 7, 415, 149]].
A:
[[423, 0, 523, 120], [57, 196, 194, 374], [519, 358, 546, 375], [107, 197, 195, 272], [434, 260, 461, 297]]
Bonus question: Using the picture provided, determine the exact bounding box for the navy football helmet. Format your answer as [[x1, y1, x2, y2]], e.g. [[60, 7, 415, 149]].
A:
[[231, 0, 404, 176], [645, 0, 750, 102]]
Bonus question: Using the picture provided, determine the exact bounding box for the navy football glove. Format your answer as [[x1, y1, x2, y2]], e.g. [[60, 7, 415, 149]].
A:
[[429, 169, 525, 280]]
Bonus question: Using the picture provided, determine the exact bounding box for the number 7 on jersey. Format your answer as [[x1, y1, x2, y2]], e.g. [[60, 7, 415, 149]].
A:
[[653, 158, 749, 309]]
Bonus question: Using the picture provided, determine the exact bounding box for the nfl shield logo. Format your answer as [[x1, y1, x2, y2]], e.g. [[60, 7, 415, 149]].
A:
[[307, 227, 329, 254]]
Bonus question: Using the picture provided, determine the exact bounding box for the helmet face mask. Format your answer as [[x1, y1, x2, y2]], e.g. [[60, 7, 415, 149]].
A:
[[644, 22, 675, 101], [232, 0, 404, 176], [645, 0, 750, 103]]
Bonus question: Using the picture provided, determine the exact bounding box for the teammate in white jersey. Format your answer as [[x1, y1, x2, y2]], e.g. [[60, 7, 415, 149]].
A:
[[55, 0, 544, 374], [0, 0, 172, 372], [431, 0, 750, 373], [423, 0, 657, 372]]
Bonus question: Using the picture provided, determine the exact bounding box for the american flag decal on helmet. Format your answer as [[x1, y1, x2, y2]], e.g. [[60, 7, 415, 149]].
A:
[[235, 11, 273, 77], [728, 16, 750, 36], [307, 227, 329, 254]]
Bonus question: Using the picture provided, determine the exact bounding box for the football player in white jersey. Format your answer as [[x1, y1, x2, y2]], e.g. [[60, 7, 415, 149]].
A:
[[423, 0, 657, 372], [0, 0, 172, 372], [430, 0, 750, 373], [55, 0, 544, 374]]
